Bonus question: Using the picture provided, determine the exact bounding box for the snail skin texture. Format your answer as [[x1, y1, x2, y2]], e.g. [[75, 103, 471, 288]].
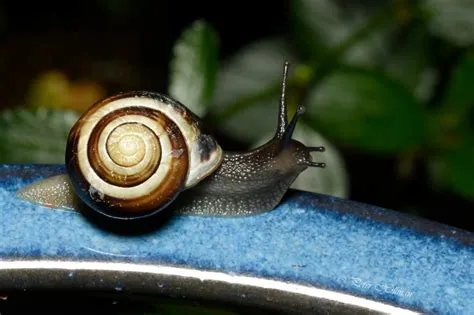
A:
[[17, 62, 326, 220]]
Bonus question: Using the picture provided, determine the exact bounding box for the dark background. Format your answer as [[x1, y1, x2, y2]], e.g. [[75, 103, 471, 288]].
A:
[[0, 1, 287, 106]]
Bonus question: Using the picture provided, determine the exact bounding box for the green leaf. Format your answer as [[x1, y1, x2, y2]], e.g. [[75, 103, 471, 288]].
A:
[[0, 107, 79, 163], [209, 37, 297, 143], [254, 124, 349, 198], [383, 24, 437, 103], [290, 0, 394, 67], [307, 68, 425, 153], [439, 51, 474, 115], [421, 0, 474, 47], [168, 20, 219, 116], [437, 136, 474, 200], [424, 52, 474, 151]]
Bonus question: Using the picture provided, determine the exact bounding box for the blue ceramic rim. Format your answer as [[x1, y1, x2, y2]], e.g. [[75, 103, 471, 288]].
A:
[[2, 164, 472, 246], [2, 164, 473, 314], [286, 190, 474, 247]]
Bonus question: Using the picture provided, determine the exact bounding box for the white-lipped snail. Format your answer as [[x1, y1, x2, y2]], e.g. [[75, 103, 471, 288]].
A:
[[17, 61, 326, 220]]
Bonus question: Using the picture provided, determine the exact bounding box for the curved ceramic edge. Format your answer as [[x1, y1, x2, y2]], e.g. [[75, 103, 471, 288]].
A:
[[0, 260, 419, 315], [1, 164, 473, 315], [3, 164, 472, 246], [286, 190, 474, 247]]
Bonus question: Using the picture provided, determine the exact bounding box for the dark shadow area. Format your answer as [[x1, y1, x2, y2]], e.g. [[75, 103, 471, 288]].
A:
[[0, 290, 280, 315], [77, 199, 177, 236]]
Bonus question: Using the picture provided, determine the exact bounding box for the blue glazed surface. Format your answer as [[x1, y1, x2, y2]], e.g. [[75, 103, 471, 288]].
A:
[[1, 164, 473, 314]]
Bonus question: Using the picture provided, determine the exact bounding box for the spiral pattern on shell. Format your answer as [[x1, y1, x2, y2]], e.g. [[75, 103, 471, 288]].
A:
[[66, 91, 223, 219]]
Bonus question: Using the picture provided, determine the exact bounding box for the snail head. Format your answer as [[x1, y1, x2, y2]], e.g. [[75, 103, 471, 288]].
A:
[[272, 61, 326, 172]]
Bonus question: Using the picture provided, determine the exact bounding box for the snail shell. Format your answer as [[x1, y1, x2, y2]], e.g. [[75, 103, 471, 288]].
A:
[[66, 91, 223, 219]]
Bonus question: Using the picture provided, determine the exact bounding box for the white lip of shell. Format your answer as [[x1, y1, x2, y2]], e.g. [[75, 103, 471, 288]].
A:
[[77, 96, 223, 199]]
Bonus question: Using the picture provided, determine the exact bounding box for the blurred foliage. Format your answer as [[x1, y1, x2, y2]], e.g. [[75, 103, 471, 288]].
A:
[[25, 70, 106, 112], [169, 20, 219, 117], [306, 67, 425, 152], [1, 0, 474, 223], [0, 107, 79, 163]]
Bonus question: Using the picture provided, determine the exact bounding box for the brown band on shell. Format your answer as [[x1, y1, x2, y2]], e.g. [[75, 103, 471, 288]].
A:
[[97, 147, 188, 215], [82, 91, 201, 129], [66, 105, 190, 216], [86, 108, 169, 187], [67, 144, 189, 216]]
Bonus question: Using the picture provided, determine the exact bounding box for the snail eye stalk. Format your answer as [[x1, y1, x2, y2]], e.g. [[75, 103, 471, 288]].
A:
[[308, 146, 325, 152], [306, 161, 326, 168], [280, 105, 305, 150], [275, 61, 290, 139]]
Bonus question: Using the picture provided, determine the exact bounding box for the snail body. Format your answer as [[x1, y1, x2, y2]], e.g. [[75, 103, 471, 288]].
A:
[[17, 62, 325, 220]]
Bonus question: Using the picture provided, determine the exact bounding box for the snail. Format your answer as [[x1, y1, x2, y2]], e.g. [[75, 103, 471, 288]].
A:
[[17, 61, 326, 220]]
